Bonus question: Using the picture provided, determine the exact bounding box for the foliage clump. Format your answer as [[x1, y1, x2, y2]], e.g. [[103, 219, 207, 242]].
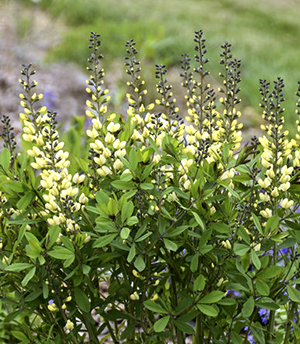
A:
[[0, 30, 300, 344]]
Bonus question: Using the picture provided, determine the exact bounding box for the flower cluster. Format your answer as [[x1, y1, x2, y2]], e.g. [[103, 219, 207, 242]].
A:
[[257, 78, 297, 221], [19, 65, 85, 232]]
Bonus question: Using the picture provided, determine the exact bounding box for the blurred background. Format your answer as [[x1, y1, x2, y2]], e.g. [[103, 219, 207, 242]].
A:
[[1, 0, 300, 139]]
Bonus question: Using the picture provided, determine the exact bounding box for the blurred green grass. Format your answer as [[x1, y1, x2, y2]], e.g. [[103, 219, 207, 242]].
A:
[[19, 0, 300, 135]]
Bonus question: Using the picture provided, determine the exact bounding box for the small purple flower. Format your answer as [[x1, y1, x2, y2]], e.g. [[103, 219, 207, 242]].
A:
[[244, 326, 256, 344], [226, 289, 242, 298], [258, 308, 270, 325]]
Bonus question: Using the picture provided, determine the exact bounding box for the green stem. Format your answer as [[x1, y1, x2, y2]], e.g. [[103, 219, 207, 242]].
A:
[[81, 312, 99, 343], [267, 310, 275, 340], [283, 320, 292, 344], [104, 319, 120, 344], [194, 315, 203, 344]]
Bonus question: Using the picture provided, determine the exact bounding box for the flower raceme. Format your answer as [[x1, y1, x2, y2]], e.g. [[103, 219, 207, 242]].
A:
[[19, 66, 86, 231]]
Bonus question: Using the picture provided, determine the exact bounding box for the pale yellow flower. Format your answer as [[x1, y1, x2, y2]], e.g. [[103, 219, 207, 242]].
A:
[[260, 208, 272, 219]]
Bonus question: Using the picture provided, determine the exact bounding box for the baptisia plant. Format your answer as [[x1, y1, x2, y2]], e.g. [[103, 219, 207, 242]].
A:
[[0, 30, 299, 344]]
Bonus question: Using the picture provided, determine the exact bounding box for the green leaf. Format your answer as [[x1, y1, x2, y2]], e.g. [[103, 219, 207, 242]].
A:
[[256, 279, 270, 296], [250, 322, 265, 344], [198, 291, 224, 304], [60, 236, 75, 252], [250, 250, 261, 270], [22, 267, 36, 286], [16, 191, 34, 210], [237, 226, 250, 244], [127, 243, 136, 263], [134, 255, 146, 272], [0, 147, 10, 171], [11, 331, 28, 341], [154, 316, 170, 332], [242, 296, 254, 317], [135, 232, 152, 242], [25, 232, 40, 246], [46, 225, 60, 249], [233, 243, 249, 256], [192, 212, 205, 230], [165, 225, 189, 238], [278, 238, 297, 250], [120, 227, 130, 240], [217, 181, 241, 200], [163, 238, 177, 252], [84, 205, 101, 214], [287, 285, 300, 302], [256, 297, 279, 311], [25, 232, 42, 258], [251, 212, 263, 235], [141, 162, 154, 181], [199, 229, 212, 248], [111, 179, 135, 190], [217, 298, 237, 306], [48, 246, 74, 260], [121, 201, 134, 223], [210, 223, 230, 234], [120, 172, 133, 181], [173, 320, 195, 335], [126, 216, 139, 226], [25, 289, 43, 302], [5, 263, 33, 272], [140, 183, 154, 190], [190, 254, 199, 272], [193, 274, 205, 292], [4, 180, 28, 192], [257, 266, 282, 279], [120, 322, 135, 340], [7, 218, 42, 225], [63, 257, 75, 268], [144, 300, 168, 314], [93, 234, 117, 248], [230, 332, 244, 344], [147, 136, 160, 154], [74, 287, 91, 313], [134, 222, 147, 241], [265, 214, 279, 233], [197, 304, 218, 317], [96, 191, 110, 205], [128, 148, 138, 171]]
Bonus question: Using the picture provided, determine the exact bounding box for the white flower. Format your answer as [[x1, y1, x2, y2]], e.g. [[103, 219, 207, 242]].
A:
[[279, 182, 290, 192], [280, 198, 294, 209], [86, 128, 99, 139], [113, 139, 126, 150], [258, 178, 271, 189], [65, 320, 74, 331], [94, 155, 107, 166], [73, 173, 85, 184], [271, 187, 279, 197], [107, 122, 120, 133], [115, 149, 126, 158], [260, 208, 272, 218], [97, 166, 112, 177], [183, 180, 191, 190], [113, 159, 124, 171], [259, 192, 270, 202], [92, 118, 102, 130]]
